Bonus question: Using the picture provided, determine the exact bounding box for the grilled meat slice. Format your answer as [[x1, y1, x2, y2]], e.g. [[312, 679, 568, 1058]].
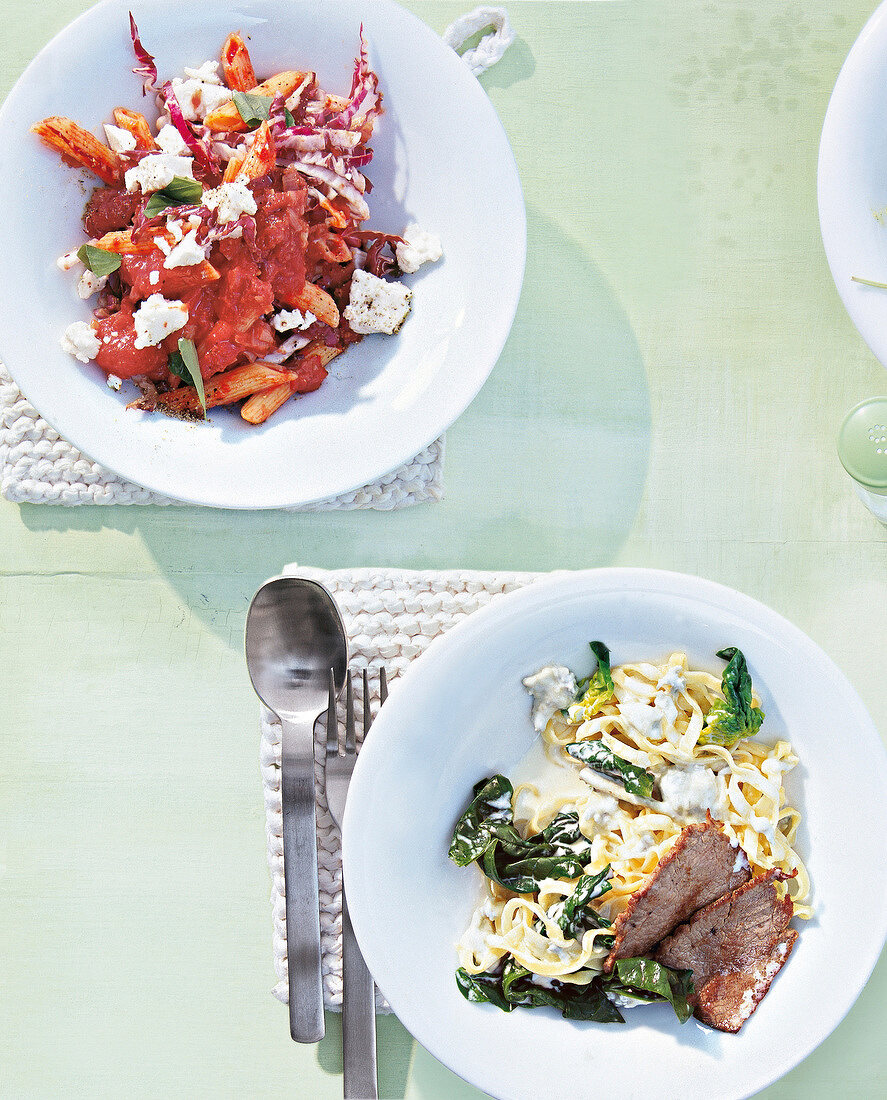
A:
[[605, 816, 750, 970]]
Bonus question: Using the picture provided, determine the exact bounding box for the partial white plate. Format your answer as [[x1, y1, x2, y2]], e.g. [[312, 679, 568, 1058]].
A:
[[819, 0, 887, 367], [343, 568, 887, 1100], [0, 0, 524, 508]]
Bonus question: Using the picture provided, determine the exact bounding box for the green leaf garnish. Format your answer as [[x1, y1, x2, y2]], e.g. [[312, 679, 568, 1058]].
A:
[[698, 647, 765, 748], [77, 244, 121, 277], [603, 958, 695, 1023], [456, 962, 624, 1023], [570, 641, 616, 716], [565, 740, 655, 798], [168, 338, 207, 418], [558, 867, 612, 939], [233, 91, 294, 129], [144, 176, 204, 218]]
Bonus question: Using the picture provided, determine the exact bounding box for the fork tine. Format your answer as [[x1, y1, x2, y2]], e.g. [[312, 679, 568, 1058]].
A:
[[326, 667, 337, 755], [361, 668, 371, 740], [380, 666, 388, 704], [345, 669, 355, 754]]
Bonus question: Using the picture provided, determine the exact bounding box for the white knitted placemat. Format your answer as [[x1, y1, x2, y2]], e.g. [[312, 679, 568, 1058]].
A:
[[260, 565, 539, 1011], [0, 7, 513, 510], [0, 365, 445, 509]]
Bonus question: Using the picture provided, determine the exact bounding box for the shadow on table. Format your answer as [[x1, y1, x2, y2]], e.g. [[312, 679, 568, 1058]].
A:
[[17, 200, 651, 646]]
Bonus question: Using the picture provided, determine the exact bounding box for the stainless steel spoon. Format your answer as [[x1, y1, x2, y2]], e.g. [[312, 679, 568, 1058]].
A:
[[245, 576, 348, 1043]]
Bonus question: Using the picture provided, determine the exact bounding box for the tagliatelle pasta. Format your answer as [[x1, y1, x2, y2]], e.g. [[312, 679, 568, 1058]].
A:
[[451, 646, 810, 1021]]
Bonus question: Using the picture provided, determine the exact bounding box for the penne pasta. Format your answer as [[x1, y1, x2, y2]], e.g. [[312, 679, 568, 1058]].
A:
[[112, 108, 156, 149], [221, 33, 257, 91], [133, 363, 290, 415], [203, 71, 310, 132], [286, 281, 340, 328], [235, 122, 275, 182], [31, 116, 123, 185], [241, 345, 341, 423]]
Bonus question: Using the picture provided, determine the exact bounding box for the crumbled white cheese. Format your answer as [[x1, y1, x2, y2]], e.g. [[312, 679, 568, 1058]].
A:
[[148, 270, 160, 286], [103, 123, 137, 153], [201, 180, 257, 223], [57, 250, 82, 271], [261, 332, 310, 363], [658, 764, 723, 821], [396, 224, 443, 273], [106, 374, 122, 391], [155, 123, 190, 156], [183, 60, 222, 84], [60, 321, 101, 362], [343, 269, 412, 335], [125, 153, 195, 194], [163, 228, 206, 269], [166, 217, 184, 243], [133, 294, 189, 348], [170, 74, 231, 122], [618, 701, 664, 740], [77, 269, 107, 299], [521, 665, 577, 733], [272, 309, 316, 333]]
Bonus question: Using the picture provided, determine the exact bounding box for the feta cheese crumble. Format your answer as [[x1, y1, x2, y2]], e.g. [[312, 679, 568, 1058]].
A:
[[272, 309, 316, 333], [133, 294, 189, 348], [103, 123, 137, 153], [148, 270, 160, 286], [201, 180, 257, 224], [77, 269, 107, 299], [658, 764, 724, 821], [343, 269, 412, 335], [106, 374, 123, 391], [57, 250, 81, 272], [155, 123, 190, 156], [125, 153, 195, 194], [163, 228, 206, 269], [60, 321, 101, 362], [170, 71, 231, 122], [396, 224, 443, 273]]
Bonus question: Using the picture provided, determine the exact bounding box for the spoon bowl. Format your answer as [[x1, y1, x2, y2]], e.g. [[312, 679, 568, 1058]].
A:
[[245, 575, 348, 1042]]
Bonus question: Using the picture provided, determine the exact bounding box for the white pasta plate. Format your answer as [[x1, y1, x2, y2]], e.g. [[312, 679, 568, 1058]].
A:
[[0, 0, 524, 508], [343, 568, 887, 1100], [819, 0, 887, 369]]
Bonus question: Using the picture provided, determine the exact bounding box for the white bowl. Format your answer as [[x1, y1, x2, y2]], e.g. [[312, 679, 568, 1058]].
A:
[[343, 568, 887, 1100], [0, 0, 525, 508], [819, 0, 887, 368]]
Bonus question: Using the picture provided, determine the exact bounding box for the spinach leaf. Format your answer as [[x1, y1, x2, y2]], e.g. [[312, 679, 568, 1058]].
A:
[[604, 957, 695, 1023], [699, 647, 765, 747], [450, 778, 585, 892], [536, 811, 582, 851], [168, 338, 207, 417], [448, 775, 514, 866], [455, 968, 514, 1012], [558, 867, 612, 939], [77, 243, 121, 276], [565, 740, 655, 798], [233, 90, 295, 129], [457, 961, 625, 1022], [144, 176, 204, 217], [480, 844, 585, 895]]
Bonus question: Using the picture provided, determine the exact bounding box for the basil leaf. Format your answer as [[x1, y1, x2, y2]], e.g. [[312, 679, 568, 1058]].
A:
[[699, 647, 765, 748], [558, 867, 612, 939], [168, 338, 206, 417], [448, 775, 514, 866], [233, 90, 294, 128], [455, 968, 514, 1012], [144, 176, 204, 217], [77, 244, 122, 276], [566, 740, 655, 798], [605, 957, 695, 1024]]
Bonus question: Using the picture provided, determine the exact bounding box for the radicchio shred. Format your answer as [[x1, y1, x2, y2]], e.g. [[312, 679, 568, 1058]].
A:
[[128, 12, 157, 96]]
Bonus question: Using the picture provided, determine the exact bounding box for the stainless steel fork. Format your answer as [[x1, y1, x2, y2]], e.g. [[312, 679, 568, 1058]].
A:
[[324, 667, 388, 1100]]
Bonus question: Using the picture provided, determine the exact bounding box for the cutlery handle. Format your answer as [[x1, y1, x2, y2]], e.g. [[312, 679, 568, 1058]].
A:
[[280, 716, 325, 1043], [342, 888, 377, 1100]]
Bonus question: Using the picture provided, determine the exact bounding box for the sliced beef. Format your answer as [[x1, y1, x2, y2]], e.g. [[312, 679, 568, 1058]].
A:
[[656, 870, 796, 1032], [604, 817, 750, 971], [693, 930, 797, 1032]]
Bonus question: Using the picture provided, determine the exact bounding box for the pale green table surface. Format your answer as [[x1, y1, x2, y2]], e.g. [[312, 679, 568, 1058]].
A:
[[2, 1, 886, 1097]]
